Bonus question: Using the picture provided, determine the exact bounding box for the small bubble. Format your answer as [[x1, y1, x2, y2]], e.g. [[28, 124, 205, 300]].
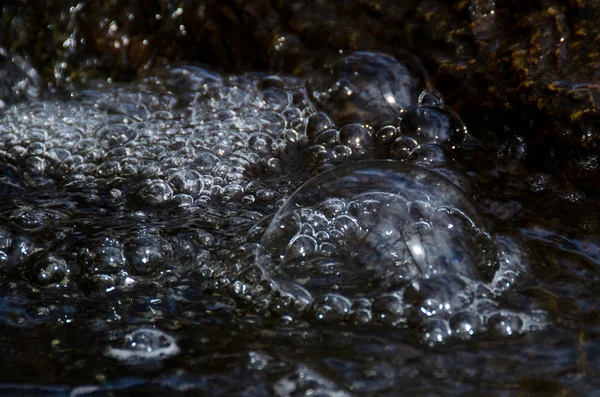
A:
[[487, 312, 524, 337], [310, 51, 424, 127], [339, 124, 371, 155], [286, 234, 317, 261], [306, 112, 335, 140], [421, 318, 452, 345], [450, 311, 483, 340], [137, 180, 173, 205], [105, 328, 180, 364], [32, 254, 68, 286], [124, 233, 174, 275]]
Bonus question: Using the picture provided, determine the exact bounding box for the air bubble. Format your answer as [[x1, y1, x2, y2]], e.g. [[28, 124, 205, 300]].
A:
[[339, 124, 371, 156], [390, 136, 419, 160], [310, 52, 424, 127], [399, 106, 466, 148], [306, 112, 335, 140], [105, 328, 180, 364], [372, 293, 403, 324], [95, 124, 138, 149], [0, 228, 35, 268], [487, 312, 524, 337], [32, 254, 68, 286], [259, 161, 498, 307], [80, 236, 125, 275], [137, 180, 173, 205], [124, 233, 174, 275], [310, 293, 351, 323], [449, 311, 483, 340], [421, 318, 452, 345], [167, 169, 204, 195], [286, 234, 317, 261]]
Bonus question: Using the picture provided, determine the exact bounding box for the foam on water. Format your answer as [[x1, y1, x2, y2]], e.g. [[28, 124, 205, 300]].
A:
[[0, 51, 546, 349]]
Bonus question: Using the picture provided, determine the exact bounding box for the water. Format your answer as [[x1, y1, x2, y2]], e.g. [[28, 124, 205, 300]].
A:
[[0, 44, 599, 396]]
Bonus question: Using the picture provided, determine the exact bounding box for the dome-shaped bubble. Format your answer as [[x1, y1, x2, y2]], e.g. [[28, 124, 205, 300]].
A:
[[31, 253, 68, 286], [306, 112, 335, 141], [105, 328, 180, 364], [8, 207, 65, 232], [137, 180, 173, 205], [339, 124, 372, 158], [449, 310, 483, 340], [0, 228, 36, 268], [79, 236, 125, 275], [309, 52, 425, 127], [398, 106, 467, 149], [259, 161, 497, 303], [124, 232, 174, 276], [95, 123, 138, 149]]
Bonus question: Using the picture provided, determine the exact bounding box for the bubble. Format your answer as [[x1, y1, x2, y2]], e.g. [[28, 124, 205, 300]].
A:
[[339, 124, 372, 157], [32, 254, 68, 286], [404, 275, 475, 319], [193, 150, 220, 171], [371, 293, 403, 324], [286, 234, 317, 261], [487, 312, 524, 337], [137, 180, 173, 205], [259, 88, 290, 111], [8, 207, 64, 231], [306, 112, 335, 140], [398, 106, 467, 149], [0, 228, 35, 268], [105, 328, 180, 364], [259, 161, 498, 304], [421, 318, 452, 345], [273, 367, 351, 397], [80, 236, 125, 275], [310, 52, 424, 127], [449, 311, 483, 340], [310, 293, 351, 323], [124, 232, 174, 275], [167, 169, 204, 195], [313, 129, 338, 146], [375, 125, 399, 147], [97, 160, 121, 177], [95, 123, 138, 149]]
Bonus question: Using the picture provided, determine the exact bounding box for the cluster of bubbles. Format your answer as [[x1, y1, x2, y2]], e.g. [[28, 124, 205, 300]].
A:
[[0, 50, 546, 346], [0, 66, 314, 205], [305, 52, 468, 168], [0, 64, 316, 293]]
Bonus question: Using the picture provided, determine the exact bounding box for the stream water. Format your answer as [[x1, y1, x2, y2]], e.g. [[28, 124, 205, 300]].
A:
[[0, 9, 599, 396]]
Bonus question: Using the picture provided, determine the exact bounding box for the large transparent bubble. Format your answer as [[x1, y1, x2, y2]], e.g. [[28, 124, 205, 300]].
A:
[[261, 160, 497, 296], [309, 52, 426, 128], [256, 161, 546, 341]]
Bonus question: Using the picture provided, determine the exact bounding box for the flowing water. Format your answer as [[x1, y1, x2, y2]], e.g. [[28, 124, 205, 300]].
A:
[[0, 22, 599, 397]]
